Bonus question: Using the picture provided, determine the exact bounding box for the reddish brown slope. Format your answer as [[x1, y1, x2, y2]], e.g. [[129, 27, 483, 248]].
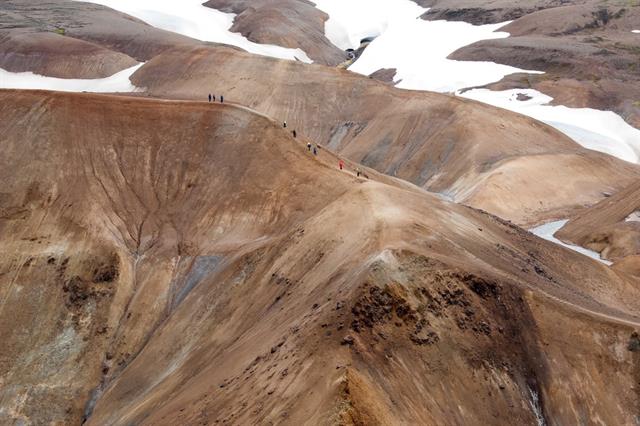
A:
[[1, 90, 640, 425], [131, 45, 640, 225]]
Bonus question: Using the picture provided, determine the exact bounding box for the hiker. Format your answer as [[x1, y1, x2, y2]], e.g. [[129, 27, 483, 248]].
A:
[[220, 95, 224, 103], [292, 130, 297, 138], [283, 121, 287, 128], [208, 94, 212, 102], [212, 94, 216, 102], [307, 142, 312, 151], [339, 160, 344, 170], [356, 167, 361, 177], [313, 146, 317, 156]]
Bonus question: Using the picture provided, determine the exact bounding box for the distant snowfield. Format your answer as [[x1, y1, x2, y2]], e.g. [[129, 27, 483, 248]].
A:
[[529, 220, 612, 265], [72, 0, 312, 63], [0, 64, 143, 92], [310, 0, 427, 50], [632, 30, 640, 33], [311, 0, 639, 164], [459, 88, 640, 163], [312, 0, 537, 92]]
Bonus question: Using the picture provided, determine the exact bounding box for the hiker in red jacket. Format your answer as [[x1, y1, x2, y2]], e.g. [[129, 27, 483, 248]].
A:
[[339, 160, 344, 170]]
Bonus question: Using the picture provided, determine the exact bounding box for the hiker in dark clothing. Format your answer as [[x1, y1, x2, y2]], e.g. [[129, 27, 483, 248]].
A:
[[313, 147, 317, 155], [220, 95, 224, 103], [208, 94, 212, 102], [212, 94, 216, 102], [307, 142, 312, 151], [292, 130, 297, 138], [283, 121, 287, 128], [356, 168, 361, 177]]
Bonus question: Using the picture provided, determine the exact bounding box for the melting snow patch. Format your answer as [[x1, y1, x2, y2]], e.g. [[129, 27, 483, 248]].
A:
[[311, 0, 427, 50], [370, 249, 398, 266], [528, 387, 547, 426], [311, 0, 540, 92], [529, 220, 612, 265], [458, 88, 640, 164], [73, 0, 311, 63], [0, 63, 143, 92], [626, 211, 640, 222], [632, 30, 640, 34]]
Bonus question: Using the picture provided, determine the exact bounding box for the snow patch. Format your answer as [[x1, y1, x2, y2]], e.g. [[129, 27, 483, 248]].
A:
[[632, 30, 640, 34], [74, 0, 312, 63], [311, 0, 539, 92], [625, 211, 640, 222], [529, 220, 612, 265], [351, 20, 541, 93], [528, 387, 547, 426], [458, 88, 640, 164], [311, 0, 427, 50], [0, 63, 143, 93]]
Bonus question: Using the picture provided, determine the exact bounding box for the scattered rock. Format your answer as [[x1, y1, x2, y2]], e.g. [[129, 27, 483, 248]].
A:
[[341, 335, 355, 346], [628, 332, 640, 352]]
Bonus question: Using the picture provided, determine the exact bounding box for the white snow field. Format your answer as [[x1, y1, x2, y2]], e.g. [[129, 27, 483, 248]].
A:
[[0, 63, 143, 92], [310, 1, 639, 164], [73, 0, 311, 63], [312, 0, 538, 92], [632, 30, 640, 34], [459, 88, 640, 163], [311, 0, 427, 50], [529, 220, 612, 265]]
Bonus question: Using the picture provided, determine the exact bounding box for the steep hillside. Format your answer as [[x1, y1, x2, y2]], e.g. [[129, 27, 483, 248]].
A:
[[131, 44, 640, 225], [2, 1, 637, 226], [0, 30, 138, 78], [1, 90, 639, 425], [0, 0, 200, 77], [556, 180, 640, 269]]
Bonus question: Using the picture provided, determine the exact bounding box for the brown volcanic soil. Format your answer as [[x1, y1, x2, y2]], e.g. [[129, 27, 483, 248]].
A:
[[0, 0, 200, 77], [556, 180, 640, 263], [1, 89, 640, 425], [448, 2, 640, 128], [205, 0, 347, 66], [413, 0, 590, 24], [0, 30, 138, 78], [130, 44, 640, 225]]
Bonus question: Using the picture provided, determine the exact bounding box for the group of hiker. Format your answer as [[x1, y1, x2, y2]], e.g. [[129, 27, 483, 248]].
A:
[[338, 159, 364, 177], [204, 96, 364, 179], [285, 121, 365, 178], [208, 93, 223, 103], [306, 142, 318, 156], [284, 122, 297, 139]]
